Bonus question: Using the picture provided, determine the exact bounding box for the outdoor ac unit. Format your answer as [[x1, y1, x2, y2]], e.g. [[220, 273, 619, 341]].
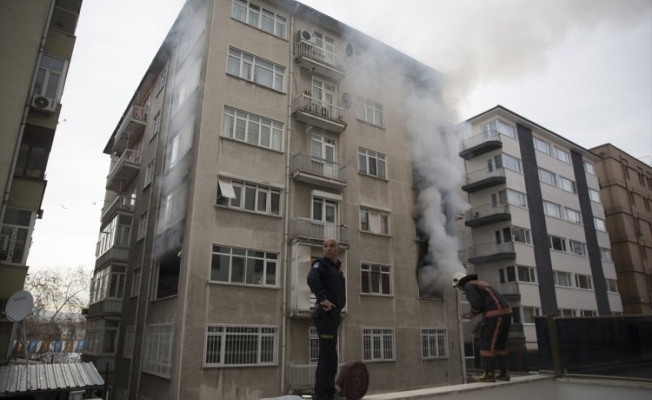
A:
[[296, 29, 313, 43], [31, 95, 57, 113]]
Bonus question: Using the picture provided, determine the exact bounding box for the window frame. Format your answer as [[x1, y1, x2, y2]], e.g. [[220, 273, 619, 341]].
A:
[[142, 324, 174, 378], [594, 217, 607, 232], [554, 271, 573, 287], [559, 176, 577, 193], [358, 147, 387, 179], [203, 324, 278, 367], [221, 106, 284, 151], [588, 188, 601, 203], [232, 0, 287, 39], [362, 328, 395, 362], [210, 245, 279, 287], [356, 97, 384, 128], [227, 47, 285, 92], [533, 137, 552, 155], [359, 208, 389, 235], [216, 178, 282, 216], [360, 263, 392, 295], [421, 329, 448, 359], [538, 168, 556, 186]]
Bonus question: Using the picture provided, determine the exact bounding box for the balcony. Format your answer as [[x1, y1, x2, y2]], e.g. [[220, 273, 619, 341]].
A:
[[101, 194, 135, 223], [294, 40, 346, 81], [101, 299, 123, 314], [465, 204, 511, 228], [292, 153, 347, 190], [112, 105, 147, 156], [490, 281, 521, 302], [467, 242, 515, 264], [459, 131, 503, 160], [95, 246, 129, 268], [106, 149, 141, 192], [292, 217, 348, 245], [462, 167, 506, 193], [293, 94, 346, 133]]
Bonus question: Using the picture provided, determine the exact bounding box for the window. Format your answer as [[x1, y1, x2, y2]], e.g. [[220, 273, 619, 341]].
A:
[[569, 240, 587, 256], [151, 259, 180, 300], [0, 208, 34, 264], [559, 177, 577, 193], [589, 188, 601, 203], [361, 264, 391, 295], [85, 319, 120, 354], [131, 267, 141, 297], [157, 65, 167, 94], [421, 329, 447, 359], [227, 48, 285, 91], [138, 211, 148, 240], [600, 248, 612, 262], [543, 201, 562, 219], [512, 226, 532, 245], [554, 271, 573, 287], [522, 307, 541, 323], [123, 326, 135, 359], [90, 266, 126, 303], [143, 324, 174, 377], [33, 54, 66, 99], [222, 106, 283, 151], [559, 309, 576, 317], [481, 119, 516, 140], [502, 154, 522, 173], [204, 325, 278, 367], [533, 137, 551, 155], [581, 310, 597, 317], [362, 328, 394, 361], [309, 327, 319, 363], [356, 56, 381, 80], [144, 159, 155, 188], [594, 217, 606, 232], [161, 183, 188, 230], [511, 307, 521, 324], [356, 97, 384, 127], [549, 235, 567, 252], [152, 111, 161, 140], [360, 208, 389, 235], [565, 208, 582, 224], [15, 131, 50, 179], [97, 214, 131, 256], [358, 147, 386, 178], [312, 194, 340, 227], [487, 155, 502, 172], [575, 274, 593, 290], [584, 162, 596, 175], [606, 279, 618, 293], [232, 0, 286, 38], [538, 168, 556, 186], [500, 266, 517, 283], [506, 189, 527, 207], [217, 178, 281, 216], [517, 266, 537, 283], [495, 227, 512, 244], [210, 245, 278, 286], [554, 147, 571, 163]]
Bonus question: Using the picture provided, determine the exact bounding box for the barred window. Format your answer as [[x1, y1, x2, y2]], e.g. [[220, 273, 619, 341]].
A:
[[204, 325, 278, 367], [356, 97, 384, 127], [222, 106, 283, 151], [232, 0, 286, 39], [361, 264, 391, 295], [421, 329, 447, 359], [227, 47, 285, 91], [309, 327, 319, 363], [210, 245, 278, 286], [358, 147, 386, 178], [362, 328, 394, 361], [143, 324, 174, 378], [217, 178, 281, 216]]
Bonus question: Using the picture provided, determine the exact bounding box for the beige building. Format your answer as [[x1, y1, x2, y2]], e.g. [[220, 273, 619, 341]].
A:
[[459, 106, 623, 364], [84, 1, 466, 399], [0, 0, 82, 362], [590, 143, 652, 315]]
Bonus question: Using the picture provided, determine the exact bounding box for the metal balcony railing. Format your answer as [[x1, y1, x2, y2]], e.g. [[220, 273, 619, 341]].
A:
[[101, 194, 135, 221], [460, 131, 504, 151], [294, 94, 345, 123], [466, 203, 510, 220], [468, 241, 515, 259], [295, 41, 344, 71], [292, 217, 348, 244], [489, 281, 521, 296], [465, 167, 506, 186], [292, 153, 347, 182], [107, 149, 141, 184], [113, 105, 147, 151]]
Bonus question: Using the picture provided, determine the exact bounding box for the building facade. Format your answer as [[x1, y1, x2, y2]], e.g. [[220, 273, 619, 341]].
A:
[[459, 106, 623, 355], [0, 0, 82, 362], [84, 1, 465, 399], [590, 143, 652, 315]]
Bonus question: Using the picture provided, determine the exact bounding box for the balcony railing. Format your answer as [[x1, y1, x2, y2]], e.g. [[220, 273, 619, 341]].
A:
[[467, 241, 515, 264], [113, 105, 147, 156], [101, 194, 135, 222], [462, 167, 506, 193], [96, 246, 129, 267], [295, 40, 345, 81], [465, 203, 511, 227], [490, 281, 520, 296], [291, 153, 347, 188], [106, 149, 141, 192], [459, 131, 504, 160], [101, 299, 123, 314], [292, 217, 348, 244], [293, 94, 347, 133]]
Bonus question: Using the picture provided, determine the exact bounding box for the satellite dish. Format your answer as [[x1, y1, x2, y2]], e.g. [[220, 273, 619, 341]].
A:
[[5, 290, 34, 322]]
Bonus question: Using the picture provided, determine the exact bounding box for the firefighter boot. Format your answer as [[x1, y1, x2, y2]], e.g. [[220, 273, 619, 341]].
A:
[[473, 370, 496, 382], [496, 369, 511, 381]]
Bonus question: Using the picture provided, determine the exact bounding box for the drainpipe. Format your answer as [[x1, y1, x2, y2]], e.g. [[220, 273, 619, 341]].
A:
[[0, 0, 56, 249], [280, 3, 301, 394]]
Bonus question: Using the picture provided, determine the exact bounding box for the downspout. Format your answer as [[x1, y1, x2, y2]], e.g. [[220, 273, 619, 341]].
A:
[[0, 0, 56, 243], [281, 3, 301, 394]]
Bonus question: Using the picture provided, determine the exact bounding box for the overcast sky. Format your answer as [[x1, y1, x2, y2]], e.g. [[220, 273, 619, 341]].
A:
[[26, 0, 651, 274]]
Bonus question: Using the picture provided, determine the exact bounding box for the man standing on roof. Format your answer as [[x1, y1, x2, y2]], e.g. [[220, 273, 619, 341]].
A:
[[453, 272, 512, 382], [308, 238, 346, 400]]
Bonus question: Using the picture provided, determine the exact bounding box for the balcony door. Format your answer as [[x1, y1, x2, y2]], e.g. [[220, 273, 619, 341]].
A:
[[312, 78, 336, 117], [311, 133, 337, 179], [312, 197, 339, 239], [313, 31, 335, 65]]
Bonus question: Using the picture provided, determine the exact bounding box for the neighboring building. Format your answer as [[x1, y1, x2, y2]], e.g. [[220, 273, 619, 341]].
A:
[[590, 143, 652, 315], [85, 1, 464, 399], [0, 0, 82, 363], [459, 106, 623, 362]]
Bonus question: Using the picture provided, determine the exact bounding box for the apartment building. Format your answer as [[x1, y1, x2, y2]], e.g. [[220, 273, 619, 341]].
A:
[[84, 1, 465, 399], [0, 0, 82, 363], [590, 143, 652, 315], [459, 106, 623, 359]]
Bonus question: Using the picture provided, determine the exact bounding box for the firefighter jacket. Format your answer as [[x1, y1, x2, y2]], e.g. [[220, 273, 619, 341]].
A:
[[464, 280, 512, 318], [307, 256, 346, 310]]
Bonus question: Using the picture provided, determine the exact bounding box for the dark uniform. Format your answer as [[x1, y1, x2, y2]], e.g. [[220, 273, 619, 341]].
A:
[[307, 256, 346, 400], [463, 279, 512, 380]]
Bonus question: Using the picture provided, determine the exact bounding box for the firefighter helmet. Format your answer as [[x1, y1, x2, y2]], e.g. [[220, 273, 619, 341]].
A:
[[452, 272, 467, 288]]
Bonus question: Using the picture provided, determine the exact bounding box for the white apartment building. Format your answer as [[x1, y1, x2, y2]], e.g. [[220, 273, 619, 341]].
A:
[[84, 1, 466, 399], [459, 106, 623, 356]]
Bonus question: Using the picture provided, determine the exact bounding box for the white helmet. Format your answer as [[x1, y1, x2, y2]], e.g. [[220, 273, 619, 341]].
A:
[[452, 272, 466, 288]]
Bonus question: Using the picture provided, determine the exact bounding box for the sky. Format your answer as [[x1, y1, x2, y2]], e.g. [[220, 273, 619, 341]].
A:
[[26, 0, 652, 275]]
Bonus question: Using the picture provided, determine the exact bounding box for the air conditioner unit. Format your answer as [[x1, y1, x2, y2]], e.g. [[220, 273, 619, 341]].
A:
[[31, 95, 57, 113], [296, 29, 314, 44]]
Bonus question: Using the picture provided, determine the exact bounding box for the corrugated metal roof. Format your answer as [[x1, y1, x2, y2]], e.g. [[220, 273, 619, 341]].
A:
[[0, 362, 104, 396]]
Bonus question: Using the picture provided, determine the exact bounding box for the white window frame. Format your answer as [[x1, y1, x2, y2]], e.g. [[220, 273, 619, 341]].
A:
[[362, 328, 395, 362], [549, 235, 567, 252], [594, 217, 607, 232], [554, 271, 573, 287], [152, 111, 161, 140], [355, 55, 381, 80], [517, 265, 538, 283], [204, 325, 278, 367], [543, 201, 562, 219], [358, 147, 386, 179], [144, 159, 155, 188], [522, 307, 541, 324], [222, 106, 283, 151], [123, 326, 135, 359], [143, 324, 174, 378], [533, 137, 552, 155], [554, 147, 571, 163], [210, 245, 279, 286], [227, 47, 285, 91], [32, 54, 67, 101], [512, 226, 532, 245], [421, 329, 448, 359], [600, 248, 612, 262], [606, 279, 618, 293], [565, 208, 582, 224], [0, 207, 35, 265], [575, 274, 593, 290], [588, 188, 601, 203], [580, 310, 597, 316], [361, 263, 391, 295], [85, 319, 120, 355], [216, 178, 281, 216], [359, 208, 389, 235], [584, 162, 596, 175], [481, 119, 516, 140], [356, 97, 384, 127], [560, 308, 577, 317], [90, 266, 125, 304], [538, 168, 556, 186], [569, 240, 587, 256], [559, 176, 577, 193], [131, 267, 141, 297], [232, 0, 287, 38]]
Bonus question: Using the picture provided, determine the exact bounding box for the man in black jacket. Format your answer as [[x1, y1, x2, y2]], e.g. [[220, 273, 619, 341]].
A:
[[453, 272, 512, 382], [307, 238, 346, 400]]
